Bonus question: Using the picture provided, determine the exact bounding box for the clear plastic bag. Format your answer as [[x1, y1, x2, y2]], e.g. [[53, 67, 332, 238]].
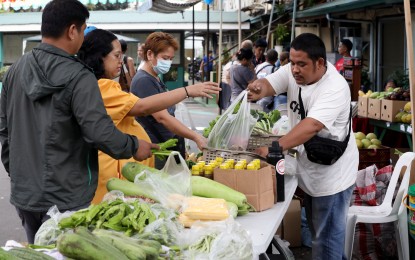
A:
[[135, 218, 184, 246], [34, 206, 72, 246], [272, 115, 290, 136], [133, 151, 191, 210], [207, 90, 257, 150], [182, 218, 253, 260]]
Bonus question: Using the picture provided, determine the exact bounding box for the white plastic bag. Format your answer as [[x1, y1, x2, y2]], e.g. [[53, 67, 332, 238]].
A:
[[207, 91, 257, 150], [182, 218, 253, 260], [34, 206, 72, 246], [133, 151, 191, 210], [272, 115, 290, 136]]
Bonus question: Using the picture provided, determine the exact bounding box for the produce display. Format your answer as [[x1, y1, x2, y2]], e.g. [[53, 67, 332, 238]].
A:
[[191, 175, 253, 215], [57, 226, 163, 260], [394, 102, 412, 124], [58, 199, 165, 237], [1, 157, 256, 260], [354, 132, 382, 149], [358, 87, 410, 101]]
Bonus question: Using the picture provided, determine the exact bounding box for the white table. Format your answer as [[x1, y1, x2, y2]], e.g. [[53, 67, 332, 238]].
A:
[[237, 174, 298, 259]]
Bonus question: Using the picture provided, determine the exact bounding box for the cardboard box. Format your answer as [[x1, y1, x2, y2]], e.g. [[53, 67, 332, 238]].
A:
[[367, 98, 381, 119], [213, 163, 275, 211], [380, 99, 407, 122], [281, 199, 302, 247], [357, 97, 368, 117]]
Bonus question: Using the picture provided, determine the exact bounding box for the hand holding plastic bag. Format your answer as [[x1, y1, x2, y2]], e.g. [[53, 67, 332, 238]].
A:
[[207, 91, 257, 150]]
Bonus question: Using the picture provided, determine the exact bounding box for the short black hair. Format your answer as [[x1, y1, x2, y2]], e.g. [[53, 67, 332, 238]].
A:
[[119, 39, 127, 53], [78, 29, 118, 79], [340, 39, 353, 52], [266, 49, 278, 63], [236, 48, 254, 61], [291, 33, 326, 64], [255, 38, 267, 48], [42, 0, 89, 39]]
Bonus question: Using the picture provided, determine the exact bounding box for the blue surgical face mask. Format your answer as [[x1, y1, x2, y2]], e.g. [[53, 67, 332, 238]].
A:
[[153, 59, 172, 75]]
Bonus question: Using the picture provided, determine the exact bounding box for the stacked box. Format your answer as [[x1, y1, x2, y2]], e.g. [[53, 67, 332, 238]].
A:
[[367, 98, 381, 119], [358, 97, 368, 117], [380, 100, 407, 122]]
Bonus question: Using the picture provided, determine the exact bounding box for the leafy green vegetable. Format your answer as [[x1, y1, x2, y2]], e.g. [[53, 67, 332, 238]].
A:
[[151, 138, 178, 160]]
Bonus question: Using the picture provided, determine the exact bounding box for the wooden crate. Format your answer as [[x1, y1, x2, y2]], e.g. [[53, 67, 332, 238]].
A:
[[358, 145, 391, 170]]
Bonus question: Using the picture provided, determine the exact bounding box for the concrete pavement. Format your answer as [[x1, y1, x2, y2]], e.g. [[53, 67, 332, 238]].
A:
[[0, 97, 219, 245]]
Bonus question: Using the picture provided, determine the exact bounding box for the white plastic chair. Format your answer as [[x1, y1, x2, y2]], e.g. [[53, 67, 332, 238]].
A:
[[344, 152, 415, 260]]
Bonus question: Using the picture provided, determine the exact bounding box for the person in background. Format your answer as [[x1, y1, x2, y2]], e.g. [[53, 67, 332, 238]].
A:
[[136, 43, 146, 71], [383, 78, 398, 91], [248, 33, 358, 259], [78, 29, 219, 203], [200, 50, 214, 81], [255, 49, 279, 112], [335, 39, 353, 74], [0, 0, 157, 243], [222, 40, 253, 85], [230, 48, 256, 102], [119, 39, 136, 88], [271, 50, 290, 110], [131, 32, 219, 169], [219, 40, 254, 111], [252, 38, 267, 67], [279, 51, 290, 67]]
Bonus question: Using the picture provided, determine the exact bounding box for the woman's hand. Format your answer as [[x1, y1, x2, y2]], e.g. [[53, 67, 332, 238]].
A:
[[187, 82, 221, 99]]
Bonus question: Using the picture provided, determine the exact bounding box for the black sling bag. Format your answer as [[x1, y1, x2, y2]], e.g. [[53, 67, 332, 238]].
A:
[[298, 88, 352, 165]]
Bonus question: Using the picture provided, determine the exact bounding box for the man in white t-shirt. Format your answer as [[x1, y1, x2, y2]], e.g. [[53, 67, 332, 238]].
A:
[[248, 33, 358, 260]]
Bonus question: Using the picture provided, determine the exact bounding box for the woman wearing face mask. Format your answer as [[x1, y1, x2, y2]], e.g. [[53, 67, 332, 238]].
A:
[[78, 29, 220, 202], [131, 32, 210, 169]]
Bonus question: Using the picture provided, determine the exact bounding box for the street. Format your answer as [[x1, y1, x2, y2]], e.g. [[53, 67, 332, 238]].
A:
[[0, 97, 218, 245], [0, 146, 26, 245]]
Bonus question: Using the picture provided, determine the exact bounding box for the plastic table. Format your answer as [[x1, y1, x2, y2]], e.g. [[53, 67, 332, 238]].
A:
[[237, 174, 298, 259]]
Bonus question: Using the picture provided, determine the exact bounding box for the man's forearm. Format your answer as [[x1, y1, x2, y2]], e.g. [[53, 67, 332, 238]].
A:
[[278, 117, 324, 151]]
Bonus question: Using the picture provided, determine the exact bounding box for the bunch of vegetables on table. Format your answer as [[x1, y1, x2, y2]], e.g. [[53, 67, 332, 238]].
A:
[[1, 157, 254, 259]]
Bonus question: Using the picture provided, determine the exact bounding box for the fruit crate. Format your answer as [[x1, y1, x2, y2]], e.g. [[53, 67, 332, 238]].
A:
[[358, 145, 391, 170], [246, 134, 281, 152], [202, 147, 265, 163]]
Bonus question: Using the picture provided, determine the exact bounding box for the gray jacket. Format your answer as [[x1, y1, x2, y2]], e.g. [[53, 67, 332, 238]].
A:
[[0, 43, 138, 212]]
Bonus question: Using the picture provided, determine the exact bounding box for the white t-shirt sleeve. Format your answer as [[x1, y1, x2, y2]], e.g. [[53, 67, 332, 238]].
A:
[[265, 64, 290, 96]]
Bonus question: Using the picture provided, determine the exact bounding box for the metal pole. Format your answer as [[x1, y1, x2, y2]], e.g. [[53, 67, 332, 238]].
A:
[[192, 5, 195, 85], [218, 0, 223, 113], [238, 0, 241, 49], [266, 0, 276, 47], [218, 0, 223, 84], [291, 0, 297, 42], [207, 4, 210, 82], [404, 0, 415, 150]]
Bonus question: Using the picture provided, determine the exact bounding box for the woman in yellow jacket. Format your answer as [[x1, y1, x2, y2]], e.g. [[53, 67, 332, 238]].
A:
[[78, 28, 220, 204]]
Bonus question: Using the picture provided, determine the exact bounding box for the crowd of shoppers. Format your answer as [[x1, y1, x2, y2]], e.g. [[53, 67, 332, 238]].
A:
[[0, 0, 219, 242]]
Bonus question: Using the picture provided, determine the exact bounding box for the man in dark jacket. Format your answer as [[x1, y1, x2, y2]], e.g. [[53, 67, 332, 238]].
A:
[[0, 0, 158, 243]]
